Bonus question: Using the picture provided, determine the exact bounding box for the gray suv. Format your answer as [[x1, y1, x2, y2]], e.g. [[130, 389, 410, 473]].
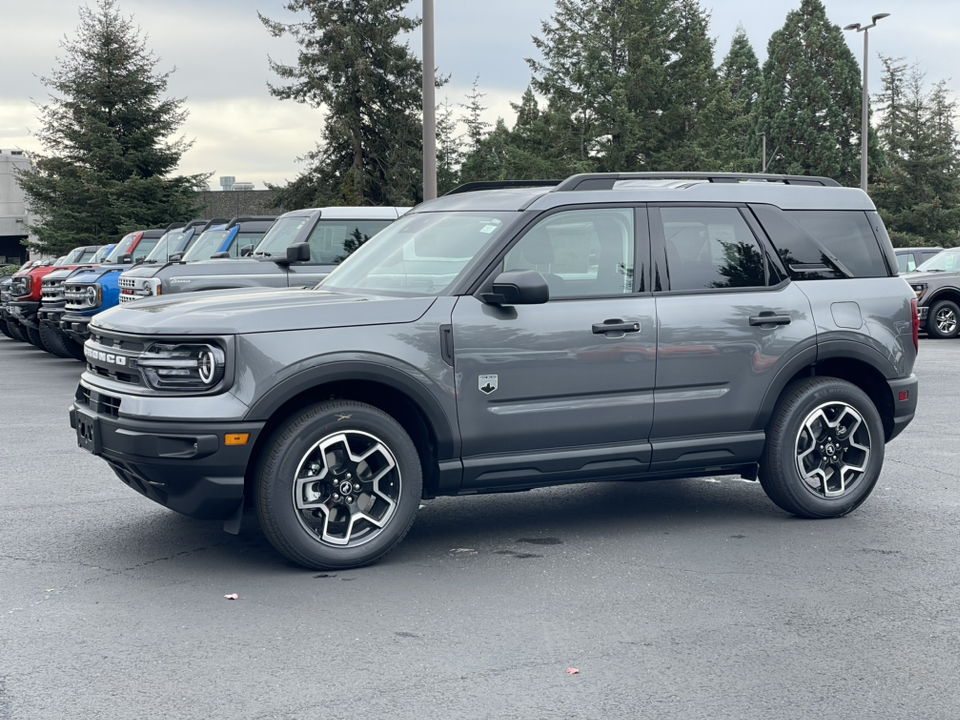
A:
[[69, 172, 919, 570]]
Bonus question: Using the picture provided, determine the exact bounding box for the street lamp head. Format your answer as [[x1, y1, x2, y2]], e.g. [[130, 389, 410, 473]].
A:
[[843, 22, 861, 31], [872, 13, 890, 22]]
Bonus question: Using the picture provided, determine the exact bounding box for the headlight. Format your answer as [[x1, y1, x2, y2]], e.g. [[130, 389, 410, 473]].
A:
[[136, 343, 226, 390], [85, 286, 98, 303]]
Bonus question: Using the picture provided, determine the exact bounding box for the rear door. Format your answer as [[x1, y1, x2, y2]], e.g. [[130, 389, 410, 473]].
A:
[[649, 204, 817, 470], [452, 206, 657, 488]]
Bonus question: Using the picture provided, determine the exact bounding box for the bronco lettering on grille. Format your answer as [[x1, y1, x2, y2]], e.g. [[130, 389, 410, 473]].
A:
[[84, 347, 128, 366]]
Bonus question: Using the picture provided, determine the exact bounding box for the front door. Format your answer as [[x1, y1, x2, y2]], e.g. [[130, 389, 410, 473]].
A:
[[452, 207, 657, 489]]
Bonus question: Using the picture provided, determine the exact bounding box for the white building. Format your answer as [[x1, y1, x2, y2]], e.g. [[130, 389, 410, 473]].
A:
[[0, 149, 34, 264]]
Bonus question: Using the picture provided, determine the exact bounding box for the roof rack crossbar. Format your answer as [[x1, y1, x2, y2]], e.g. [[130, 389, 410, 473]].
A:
[[444, 180, 562, 196], [553, 172, 841, 191]]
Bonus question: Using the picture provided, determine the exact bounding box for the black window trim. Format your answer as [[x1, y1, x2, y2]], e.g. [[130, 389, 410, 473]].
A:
[[467, 202, 653, 302], [649, 202, 785, 296]]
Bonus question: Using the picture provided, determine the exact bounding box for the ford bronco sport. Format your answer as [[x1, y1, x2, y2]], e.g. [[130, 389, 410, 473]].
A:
[[69, 173, 919, 570]]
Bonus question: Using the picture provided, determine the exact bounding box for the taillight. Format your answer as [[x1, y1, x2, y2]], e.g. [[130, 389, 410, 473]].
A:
[[911, 297, 919, 353]]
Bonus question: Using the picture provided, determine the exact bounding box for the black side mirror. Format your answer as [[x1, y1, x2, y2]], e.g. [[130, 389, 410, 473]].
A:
[[285, 242, 311, 263], [119, 253, 133, 264], [211, 251, 230, 259], [240, 244, 255, 257], [481, 270, 550, 305], [169, 252, 184, 262]]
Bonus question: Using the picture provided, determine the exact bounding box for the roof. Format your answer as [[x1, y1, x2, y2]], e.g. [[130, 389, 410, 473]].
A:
[[280, 206, 410, 220]]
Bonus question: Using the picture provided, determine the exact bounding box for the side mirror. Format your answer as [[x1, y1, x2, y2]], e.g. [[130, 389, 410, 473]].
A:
[[211, 251, 230, 259], [119, 253, 133, 264], [285, 242, 311, 263], [240, 244, 255, 257], [169, 252, 184, 262], [481, 270, 550, 305]]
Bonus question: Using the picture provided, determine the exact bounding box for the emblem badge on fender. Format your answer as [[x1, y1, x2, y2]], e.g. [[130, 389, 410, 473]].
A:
[[478, 374, 498, 395]]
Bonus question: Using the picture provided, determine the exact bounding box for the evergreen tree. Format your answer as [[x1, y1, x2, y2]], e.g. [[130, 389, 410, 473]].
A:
[[872, 58, 960, 246], [260, 0, 424, 207], [756, 0, 863, 185], [528, 0, 677, 171], [459, 76, 491, 157], [16, 0, 205, 256], [436, 97, 462, 194], [717, 25, 763, 171]]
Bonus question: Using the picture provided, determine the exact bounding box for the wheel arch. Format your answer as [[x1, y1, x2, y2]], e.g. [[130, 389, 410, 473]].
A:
[[754, 341, 898, 441], [243, 361, 459, 501]]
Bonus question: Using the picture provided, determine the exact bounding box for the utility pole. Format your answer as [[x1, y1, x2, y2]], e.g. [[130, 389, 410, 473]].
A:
[[422, 0, 437, 201], [844, 13, 890, 192]]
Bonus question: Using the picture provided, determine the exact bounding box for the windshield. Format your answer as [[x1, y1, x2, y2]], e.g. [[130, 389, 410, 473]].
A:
[[253, 215, 313, 256], [320, 212, 514, 296], [61, 248, 84, 264], [916, 250, 959, 273], [104, 233, 139, 263], [181, 230, 229, 261], [91, 245, 115, 263], [145, 230, 189, 262]]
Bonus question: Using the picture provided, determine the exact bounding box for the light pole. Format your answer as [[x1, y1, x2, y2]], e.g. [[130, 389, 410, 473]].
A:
[[844, 13, 889, 192], [422, 0, 437, 201]]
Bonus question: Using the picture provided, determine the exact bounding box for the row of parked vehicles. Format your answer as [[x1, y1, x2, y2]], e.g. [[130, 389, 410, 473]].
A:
[[0, 207, 406, 358], [0, 173, 940, 571]]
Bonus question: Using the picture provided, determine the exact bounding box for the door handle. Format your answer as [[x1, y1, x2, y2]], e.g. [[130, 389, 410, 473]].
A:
[[749, 312, 792, 327], [592, 319, 640, 334]]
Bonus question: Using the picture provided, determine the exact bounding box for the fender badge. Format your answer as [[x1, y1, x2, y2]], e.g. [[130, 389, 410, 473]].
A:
[[479, 374, 498, 395]]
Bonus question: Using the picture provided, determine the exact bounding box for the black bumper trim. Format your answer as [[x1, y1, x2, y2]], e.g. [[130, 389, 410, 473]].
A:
[[887, 374, 918, 442], [69, 402, 264, 519]]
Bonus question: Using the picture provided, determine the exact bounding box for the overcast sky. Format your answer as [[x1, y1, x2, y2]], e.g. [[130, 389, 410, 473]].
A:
[[1, 0, 956, 189]]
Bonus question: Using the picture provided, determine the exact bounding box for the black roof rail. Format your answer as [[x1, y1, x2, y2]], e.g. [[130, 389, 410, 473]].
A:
[[553, 172, 842, 191], [225, 216, 278, 228], [198, 217, 230, 233], [164, 222, 186, 231], [444, 180, 561, 196]]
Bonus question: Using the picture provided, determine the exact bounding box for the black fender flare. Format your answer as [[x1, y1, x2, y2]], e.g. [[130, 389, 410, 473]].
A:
[[243, 357, 459, 460], [751, 338, 898, 433], [922, 287, 960, 310]]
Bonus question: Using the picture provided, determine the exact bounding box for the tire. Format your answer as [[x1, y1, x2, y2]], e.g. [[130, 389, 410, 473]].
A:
[[759, 377, 884, 519], [927, 299, 960, 339], [6, 320, 27, 343], [255, 400, 422, 570], [61, 333, 87, 362], [0, 320, 11, 339], [26, 326, 44, 349], [39, 323, 72, 358]]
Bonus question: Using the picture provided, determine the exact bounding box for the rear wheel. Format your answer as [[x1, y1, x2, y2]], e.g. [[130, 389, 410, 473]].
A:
[[39, 324, 72, 358], [760, 377, 884, 519], [0, 320, 11, 339], [256, 400, 422, 570], [927, 299, 960, 339]]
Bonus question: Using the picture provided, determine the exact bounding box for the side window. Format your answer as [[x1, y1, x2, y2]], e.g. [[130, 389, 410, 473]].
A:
[[659, 207, 766, 291], [132, 238, 159, 261], [503, 209, 635, 299], [304, 220, 392, 264], [897, 254, 916, 273], [231, 232, 258, 257], [788, 211, 888, 278]]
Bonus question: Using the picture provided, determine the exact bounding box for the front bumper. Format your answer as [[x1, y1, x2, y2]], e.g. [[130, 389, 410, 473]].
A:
[[38, 305, 67, 326], [61, 313, 94, 342], [8, 301, 39, 328], [888, 374, 918, 442], [917, 304, 929, 330], [69, 387, 264, 519]]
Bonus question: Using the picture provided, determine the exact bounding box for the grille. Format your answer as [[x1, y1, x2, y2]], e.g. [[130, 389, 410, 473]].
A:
[[41, 280, 65, 302], [63, 284, 96, 311], [118, 277, 136, 289], [89, 331, 145, 352], [77, 386, 122, 418]]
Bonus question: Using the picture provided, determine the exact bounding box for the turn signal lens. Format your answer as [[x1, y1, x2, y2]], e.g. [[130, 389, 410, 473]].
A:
[[225, 433, 250, 446]]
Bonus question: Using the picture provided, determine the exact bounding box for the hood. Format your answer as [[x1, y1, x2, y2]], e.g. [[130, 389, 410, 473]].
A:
[[905, 270, 959, 282], [67, 266, 126, 284], [91, 287, 437, 335], [119, 262, 166, 279]]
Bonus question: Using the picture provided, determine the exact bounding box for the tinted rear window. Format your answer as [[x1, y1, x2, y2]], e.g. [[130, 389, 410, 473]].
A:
[[788, 211, 888, 278]]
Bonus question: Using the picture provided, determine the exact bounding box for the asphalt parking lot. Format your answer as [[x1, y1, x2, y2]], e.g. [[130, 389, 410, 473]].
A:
[[1, 336, 957, 720]]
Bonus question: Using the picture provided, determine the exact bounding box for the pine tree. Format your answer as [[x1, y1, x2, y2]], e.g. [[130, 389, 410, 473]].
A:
[[756, 0, 863, 185], [260, 0, 424, 207], [872, 58, 960, 246], [717, 25, 763, 171], [459, 76, 491, 157], [15, 0, 205, 256], [436, 97, 462, 194], [528, 0, 677, 171]]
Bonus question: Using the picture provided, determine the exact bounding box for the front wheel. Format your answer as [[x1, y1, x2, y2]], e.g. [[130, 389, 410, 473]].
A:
[[759, 378, 884, 519], [927, 299, 960, 339], [255, 400, 422, 570]]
